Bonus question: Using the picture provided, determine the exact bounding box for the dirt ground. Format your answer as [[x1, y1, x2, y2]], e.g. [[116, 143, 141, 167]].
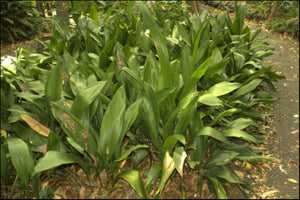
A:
[[1, 4, 299, 199]]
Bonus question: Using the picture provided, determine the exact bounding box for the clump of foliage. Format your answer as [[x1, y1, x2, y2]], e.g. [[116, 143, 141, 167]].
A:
[[1, 1, 285, 199], [0, 1, 45, 43], [202, 0, 299, 39], [267, 17, 299, 38], [266, 1, 299, 38]]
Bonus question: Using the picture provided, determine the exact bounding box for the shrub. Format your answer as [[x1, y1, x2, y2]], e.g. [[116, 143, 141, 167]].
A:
[[1, 2, 285, 199], [0, 1, 45, 43]]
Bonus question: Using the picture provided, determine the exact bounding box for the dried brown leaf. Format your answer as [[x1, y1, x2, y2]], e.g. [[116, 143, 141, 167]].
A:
[[79, 186, 85, 199], [19, 114, 50, 137], [290, 130, 299, 135]]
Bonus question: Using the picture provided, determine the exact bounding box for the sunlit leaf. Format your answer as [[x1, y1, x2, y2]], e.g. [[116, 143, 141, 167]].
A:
[[155, 151, 175, 197], [19, 114, 50, 137], [196, 127, 229, 144], [174, 147, 187, 177]]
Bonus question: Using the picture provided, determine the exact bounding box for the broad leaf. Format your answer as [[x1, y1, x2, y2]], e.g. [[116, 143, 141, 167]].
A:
[[51, 102, 88, 152], [196, 127, 228, 144], [206, 176, 227, 199], [98, 86, 126, 163], [71, 81, 106, 120], [145, 164, 161, 191], [204, 150, 239, 169], [155, 151, 175, 196], [207, 82, 241, 97], [173, 147, 187, 177], [222, 128, 258, 143], [180, 57, 212, 100], [32, 151, 88, 177], [118, 170, 148, 199], [205, 166, 242, 184], [115, 144, 149, 162], [7, 138, 33, 184], [19, 114, 50, 137], [231, 79, 262, 99]]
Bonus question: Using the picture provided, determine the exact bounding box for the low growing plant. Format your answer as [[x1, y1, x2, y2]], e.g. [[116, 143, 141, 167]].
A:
[[1, 1, 285, 199]]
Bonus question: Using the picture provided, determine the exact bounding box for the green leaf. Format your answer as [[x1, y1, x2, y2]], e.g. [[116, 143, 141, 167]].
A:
[[207, 82, 241, 97], [231, 79, 262, 99], [206, 176, 228, 199], [222, 128, 258, 143], [51, 102, 88, 152], [141, 84, 162, 149], [115, 144, 149, 162], [124, 99, 143, 132], [71, 81, 106, 120], [156, 87, 176, 105], [145, 164, 161, 191], [32, 151, 88, 177], [173, 147, 187, 177], [229, 118, 259, 130], [205, 166, 242, 184], [121, 67, 144, 89], [7, 138, 33, 184], [118, 170, 148, 199], [204, 150, 239, 169], [206, 60, 229, 75], [45, 65, 62, 122], [174, 100, 196, 136], [233, 52, 245, 71], [180, 46, 193, 85], [192, 22, 208, 64], [198, 93, 222, 106], [137, 2, 171, 88], [180, 57, 212, 100], [98, 86, 126, 163], [196, 127, 228, 144], [155, 151, 175, 197], [163, 134, 186, 153], [163, 92, 198, 140], [88, 1, 98, 24], [209, 108, 241, 126]]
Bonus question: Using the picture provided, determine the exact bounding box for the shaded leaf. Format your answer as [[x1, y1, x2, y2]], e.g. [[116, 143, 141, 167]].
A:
[[115, 144, 149, 162], [32, 151, 88, 177], [118, 170, 148, 199], [204, 150, 239, 169], [7, 138, 33, 184]]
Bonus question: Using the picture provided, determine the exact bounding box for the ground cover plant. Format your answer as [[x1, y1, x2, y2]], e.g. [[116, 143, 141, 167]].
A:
[[0, 1, 46, 43], [0, 1, 285, 199]]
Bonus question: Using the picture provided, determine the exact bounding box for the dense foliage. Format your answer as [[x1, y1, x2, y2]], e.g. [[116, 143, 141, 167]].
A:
[[1, 1, 285, 199], [203, 0, 299, 39], [0, 1, 46, 43]]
